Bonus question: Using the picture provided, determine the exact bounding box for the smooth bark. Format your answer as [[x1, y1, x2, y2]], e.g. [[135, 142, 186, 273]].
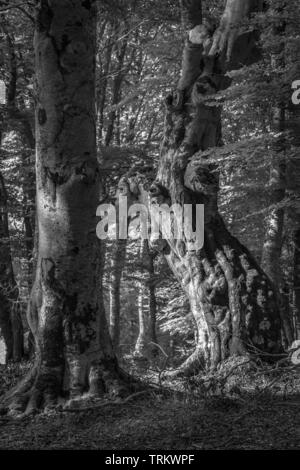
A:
[[4, 0, 125, 415]]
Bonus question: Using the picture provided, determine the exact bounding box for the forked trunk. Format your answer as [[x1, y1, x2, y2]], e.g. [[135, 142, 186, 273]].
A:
[[123, 0, 282, 373], [152, 0, 282, 372]]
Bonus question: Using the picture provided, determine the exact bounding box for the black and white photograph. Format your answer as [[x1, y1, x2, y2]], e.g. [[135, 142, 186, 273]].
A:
[[0, 0, 299, 454]]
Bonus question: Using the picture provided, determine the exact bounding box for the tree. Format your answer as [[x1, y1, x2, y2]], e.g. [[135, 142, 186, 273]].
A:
[[3, 0, 126, 415], [122, 0, 282, 373], [109, 238, 127, 351], [260, 4, 293, 347], [0, 170, 23, 362], [134, 239, 157, 358]]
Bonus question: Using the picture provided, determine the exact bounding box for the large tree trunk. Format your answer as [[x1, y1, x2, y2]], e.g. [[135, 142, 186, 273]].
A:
[[288, 106, 300, 340], [123, 0, 282, 373], [286, 17, 300, 339], [154, 0, 282, 372], [3, 0, 126, 415]]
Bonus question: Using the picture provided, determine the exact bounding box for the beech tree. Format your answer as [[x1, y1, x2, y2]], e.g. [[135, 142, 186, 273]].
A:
[[0, 0, 293, 413], [3, 0, 126, 415], [122, 0, 283, 373]]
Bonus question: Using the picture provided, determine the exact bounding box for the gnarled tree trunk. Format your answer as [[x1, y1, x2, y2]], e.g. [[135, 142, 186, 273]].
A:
[[123, 0, 282, 374], [154, 0, 282, 372]]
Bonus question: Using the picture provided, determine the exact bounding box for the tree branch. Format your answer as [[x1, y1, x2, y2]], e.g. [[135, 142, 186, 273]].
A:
[[208, 0, 262, 61], [0, 2, 34, 14], [180, 0, 202, 30], [15, 5, 34, 22]]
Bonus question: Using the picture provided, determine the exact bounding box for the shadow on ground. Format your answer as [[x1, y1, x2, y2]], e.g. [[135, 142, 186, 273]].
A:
[[0, 393, 299, 450]]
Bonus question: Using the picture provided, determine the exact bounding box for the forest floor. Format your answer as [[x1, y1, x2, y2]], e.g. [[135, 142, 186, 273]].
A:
[[0, 360, 299, 450]]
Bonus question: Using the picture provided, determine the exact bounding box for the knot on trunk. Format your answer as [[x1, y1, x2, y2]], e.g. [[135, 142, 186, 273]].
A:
[[191, 75, 218, 105], [149, 183, 170, 205], [165, 90, 185, 112], [184, 162, 219, 197], [117, 172, 152, 207], [149, 237, 169, 255]]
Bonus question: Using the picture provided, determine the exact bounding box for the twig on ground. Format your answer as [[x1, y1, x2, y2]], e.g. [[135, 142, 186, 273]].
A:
[[219, 359, 253, 392], [61, 390, 150, 413]]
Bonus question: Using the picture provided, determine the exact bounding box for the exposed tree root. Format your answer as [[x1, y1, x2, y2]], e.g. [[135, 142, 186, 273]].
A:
[[62, 390, 150, 413], [1, 362, 63, 416], [162, 347, 206, 379], [0, 359, 145, 418]]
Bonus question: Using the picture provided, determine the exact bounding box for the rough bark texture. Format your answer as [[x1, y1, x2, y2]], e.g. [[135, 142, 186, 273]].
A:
[[156, 0, 282, 372], [123, 0, 282, 373], [287, 82, 300, 341], [3, 0, 127, 415], [0, 171, 24, 363]]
